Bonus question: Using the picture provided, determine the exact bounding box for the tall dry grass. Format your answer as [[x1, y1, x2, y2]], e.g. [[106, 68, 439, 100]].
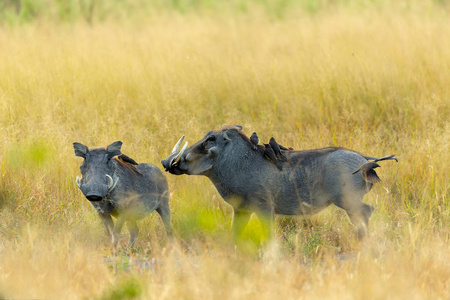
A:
[[0, 4, 449, 299]]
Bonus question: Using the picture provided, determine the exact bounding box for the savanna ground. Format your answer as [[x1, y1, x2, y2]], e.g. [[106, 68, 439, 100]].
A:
[[0, 0, 449, 299]]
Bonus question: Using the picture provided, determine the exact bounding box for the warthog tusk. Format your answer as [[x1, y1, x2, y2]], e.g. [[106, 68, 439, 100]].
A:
[[106, 174, 119, 192], [106, 174, 114, 189], [173, 142, 188, 165], [171, 135, 185, 154], [76, 176, 82, 188]]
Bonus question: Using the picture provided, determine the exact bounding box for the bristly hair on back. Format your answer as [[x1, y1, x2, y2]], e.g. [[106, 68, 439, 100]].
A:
[[89, 147, 142, 175], [114, 156, 142, 175], [215, 124, 242, 131], [215, 125, 267, 155], [215, 125, 253, 146], [215, 125, 297, 169]]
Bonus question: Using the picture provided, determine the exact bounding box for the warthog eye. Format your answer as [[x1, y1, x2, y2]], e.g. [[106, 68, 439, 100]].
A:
[[202, 135, 216, 148]]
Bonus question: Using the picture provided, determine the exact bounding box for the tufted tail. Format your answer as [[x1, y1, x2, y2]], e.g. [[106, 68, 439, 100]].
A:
[[353, 155, 398, 183]]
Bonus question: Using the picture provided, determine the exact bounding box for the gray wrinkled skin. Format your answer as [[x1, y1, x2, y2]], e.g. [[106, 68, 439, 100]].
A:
[[74, 141, 172, 248], [162, 126, 396, 241]]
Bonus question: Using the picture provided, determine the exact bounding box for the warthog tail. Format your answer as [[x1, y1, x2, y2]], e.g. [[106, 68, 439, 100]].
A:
[[363, 154, 398, 163], [353, 155, 397, 183]]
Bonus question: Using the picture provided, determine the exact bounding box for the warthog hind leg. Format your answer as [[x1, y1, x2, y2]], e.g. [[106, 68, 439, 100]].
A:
[[156, 205, 173, 238], [345, 203, 374, 240]]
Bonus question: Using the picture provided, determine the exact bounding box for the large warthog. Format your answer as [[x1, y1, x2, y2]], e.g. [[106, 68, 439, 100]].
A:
[[74, 141, 172, 247], [161, 126, 397, 240]]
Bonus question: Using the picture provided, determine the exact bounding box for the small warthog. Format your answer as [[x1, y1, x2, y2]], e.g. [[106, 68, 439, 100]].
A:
[[74, 141, 172, 247], [161, 126, 397, 240]]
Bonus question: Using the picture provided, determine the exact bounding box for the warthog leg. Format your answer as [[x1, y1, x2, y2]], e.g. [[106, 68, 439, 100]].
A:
[[156, 205, 173, 238], [345, 203, 375, 240], [112, 217, 126, 248], [231, 210, 252, 239], [126, 220, 139, 248], [231, 208, 275, 244], [255, 209, 275, 243], [98, 213, 114, 236], [332, 191, 375, 240]]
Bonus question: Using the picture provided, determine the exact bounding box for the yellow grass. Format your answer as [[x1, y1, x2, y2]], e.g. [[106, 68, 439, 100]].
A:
[[0, 6, 449, 300]]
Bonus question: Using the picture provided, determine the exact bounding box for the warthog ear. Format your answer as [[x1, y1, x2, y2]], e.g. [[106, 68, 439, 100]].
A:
[[73, 142, 88, 158], [106, 141, 123, 158], [223, 128, 240, 141]]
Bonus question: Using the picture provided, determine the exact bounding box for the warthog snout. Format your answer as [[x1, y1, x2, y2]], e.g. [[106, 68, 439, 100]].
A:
[[76, 174, 118, 201], [86, 194, 103, 202]]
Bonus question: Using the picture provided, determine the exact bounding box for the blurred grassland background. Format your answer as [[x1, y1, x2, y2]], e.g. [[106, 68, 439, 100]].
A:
[[0, 0, 449, 299]]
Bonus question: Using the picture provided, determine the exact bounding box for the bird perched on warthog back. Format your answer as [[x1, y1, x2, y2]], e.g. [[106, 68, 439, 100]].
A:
[[250, 132, 290, 170], [352, 155, 398, 183], [73, 141, 172, 248], [161, 125, 397, 241], [250, 132, 259, 150]]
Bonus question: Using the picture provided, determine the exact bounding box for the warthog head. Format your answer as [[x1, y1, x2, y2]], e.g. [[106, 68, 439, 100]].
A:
[[161, 125, 243, 175], [73, 141, 122, 201]]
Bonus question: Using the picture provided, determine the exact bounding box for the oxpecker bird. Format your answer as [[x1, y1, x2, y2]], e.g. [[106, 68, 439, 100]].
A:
[[264, 143, 283, 171], [352, 162, 381, 183], [269, 137, 287, 161], [250, 132, 259, 150], [118, 154, 138, 165]]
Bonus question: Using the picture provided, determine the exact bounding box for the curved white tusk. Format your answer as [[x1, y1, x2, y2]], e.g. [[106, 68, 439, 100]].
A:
[[173, 141, 188, 164], [76, 176, 82, 188], [106, 174, 114, 189], [106, 175, 119, 192], [171, 135, 185, 154]]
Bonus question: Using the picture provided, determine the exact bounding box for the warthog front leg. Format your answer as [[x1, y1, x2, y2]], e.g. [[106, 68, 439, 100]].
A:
[[231, 210, 251, 239], [98, 213, 114, 236], [126, 220, 139, 248], [112, 217, 126, 248], [255, 209, 275, 243]]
